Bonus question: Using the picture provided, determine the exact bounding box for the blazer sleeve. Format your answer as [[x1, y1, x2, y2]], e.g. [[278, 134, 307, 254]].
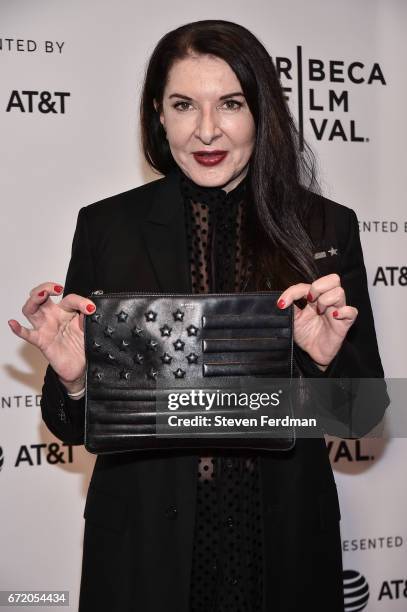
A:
[[294, 205, 390, 438], [40, 206, 95, 445]]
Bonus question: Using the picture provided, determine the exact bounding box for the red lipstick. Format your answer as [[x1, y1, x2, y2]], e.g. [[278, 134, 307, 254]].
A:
[[192, 150, 228, 166]]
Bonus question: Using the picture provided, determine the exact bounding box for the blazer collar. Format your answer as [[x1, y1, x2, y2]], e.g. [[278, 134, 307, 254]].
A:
[[141, 167, 191, 292], [146, 166, 183, 226]]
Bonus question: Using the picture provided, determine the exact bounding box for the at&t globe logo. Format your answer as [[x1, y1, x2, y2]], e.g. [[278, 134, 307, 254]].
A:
[[343, 569, 369, 611]]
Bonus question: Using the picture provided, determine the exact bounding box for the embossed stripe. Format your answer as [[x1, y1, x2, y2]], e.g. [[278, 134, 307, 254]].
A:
[[88, 407, 265, 425], [88, 401, 156, 419], [203, 361, 290, 376], [88, 400, 266, 417], [89, 424, 294, 437], [92, 422, 291, 442], [201, 314, 290, 329], [87, 388, 159, 400], [202, 337, 290, 352], [89, 413, 156, 426], [91, 422, 156, 434], [89, 425, 293, 437], [86, 432, 294, 448]]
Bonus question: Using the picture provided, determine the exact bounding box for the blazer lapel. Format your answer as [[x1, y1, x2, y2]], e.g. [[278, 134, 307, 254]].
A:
[[140, 168, 191, 293]]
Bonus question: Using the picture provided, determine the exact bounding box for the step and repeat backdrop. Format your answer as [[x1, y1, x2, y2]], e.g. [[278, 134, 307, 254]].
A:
[[1, 0, 406, 610]]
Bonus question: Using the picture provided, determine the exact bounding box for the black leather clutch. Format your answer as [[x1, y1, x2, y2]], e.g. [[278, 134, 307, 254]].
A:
[[84, 291, 295, 454]]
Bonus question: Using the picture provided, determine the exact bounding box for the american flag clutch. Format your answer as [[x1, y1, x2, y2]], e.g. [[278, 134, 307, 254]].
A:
[[84, 291, 295, 454]]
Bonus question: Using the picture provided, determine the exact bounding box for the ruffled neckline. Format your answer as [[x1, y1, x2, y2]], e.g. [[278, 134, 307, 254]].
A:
[[176, 165, 249, 207]]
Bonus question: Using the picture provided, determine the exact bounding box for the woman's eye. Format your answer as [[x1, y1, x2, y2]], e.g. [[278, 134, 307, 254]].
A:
[[173, 101, 192, 111], [222, 99, 243, 110]]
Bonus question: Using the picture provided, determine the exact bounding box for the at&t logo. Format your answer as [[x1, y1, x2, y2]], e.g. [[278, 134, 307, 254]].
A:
[[343, 570, 369, 611]]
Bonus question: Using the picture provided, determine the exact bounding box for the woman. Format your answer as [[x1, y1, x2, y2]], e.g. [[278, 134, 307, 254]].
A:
[[8, 20, 388, 612]]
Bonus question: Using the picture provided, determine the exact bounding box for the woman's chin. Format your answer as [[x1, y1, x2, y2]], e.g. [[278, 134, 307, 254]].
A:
[[179, 164, 238, 189]]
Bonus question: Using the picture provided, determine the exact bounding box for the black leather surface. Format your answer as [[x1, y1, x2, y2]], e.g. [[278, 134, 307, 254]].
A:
[[84, 291, 294, 454]]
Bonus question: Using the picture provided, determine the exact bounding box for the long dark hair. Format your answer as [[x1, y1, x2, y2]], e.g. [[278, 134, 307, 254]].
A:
[[140, 19, 322, 291]]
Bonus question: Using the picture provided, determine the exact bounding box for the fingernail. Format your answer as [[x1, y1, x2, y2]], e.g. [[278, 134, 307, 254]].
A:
[[54, 285, 63, 293], [86, 304, 96, 313], [307, 292, 313, 302], [38, 290, 45, 297], [332, 310, 339, 318], [277, 299, 286, 309]]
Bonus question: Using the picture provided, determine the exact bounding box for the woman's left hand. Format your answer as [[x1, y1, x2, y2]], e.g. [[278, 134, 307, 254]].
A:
[[276, 273, 358, 371]]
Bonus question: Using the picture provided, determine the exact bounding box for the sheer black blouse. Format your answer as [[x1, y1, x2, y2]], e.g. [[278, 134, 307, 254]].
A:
[[177, 167, 264, 612]]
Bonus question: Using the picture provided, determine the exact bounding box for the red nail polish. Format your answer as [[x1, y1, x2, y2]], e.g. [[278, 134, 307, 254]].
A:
[[277, 299, 285, 309], [307, 292, 313, 302], [332, 310, 339, 318], [54, 285, 63, 293], [86, 304, 96, 313], [38, 290, 45, 297]]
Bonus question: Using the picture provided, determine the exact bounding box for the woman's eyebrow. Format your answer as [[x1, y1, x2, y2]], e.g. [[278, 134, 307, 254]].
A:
[[168, 92, 245, 100], [219, 92, 245, 100]]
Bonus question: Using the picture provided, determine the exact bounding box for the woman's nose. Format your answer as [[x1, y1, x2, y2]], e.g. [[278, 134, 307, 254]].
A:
[[195, 108, 221, 143]]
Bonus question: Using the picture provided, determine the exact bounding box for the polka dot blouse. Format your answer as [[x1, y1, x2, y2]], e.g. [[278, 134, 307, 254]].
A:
[[178, 167, 264, 612]]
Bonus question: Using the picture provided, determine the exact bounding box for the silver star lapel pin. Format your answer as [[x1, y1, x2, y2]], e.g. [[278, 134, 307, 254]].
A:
[[314, 246, 339, 259]]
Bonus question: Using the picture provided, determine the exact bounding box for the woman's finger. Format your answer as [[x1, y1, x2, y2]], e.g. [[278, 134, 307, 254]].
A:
[[315, 285, 346, 315], [22, 282, 64, 318], [276, 282, 311, 309], [22, 289, 51, 319], [306, 274, 342, 303], [29, 282, 64, 298], [58, 293, 96, 315], [7, 318, 38, 346], [331, 305, 359, 322], [277, 274, 342, 310]]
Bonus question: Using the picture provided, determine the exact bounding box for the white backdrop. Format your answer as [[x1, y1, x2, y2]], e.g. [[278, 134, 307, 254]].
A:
[[1, 1, 406, 610]]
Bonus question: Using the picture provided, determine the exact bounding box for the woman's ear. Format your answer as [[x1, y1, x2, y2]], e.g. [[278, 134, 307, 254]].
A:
[[153, 98, 165, 131]]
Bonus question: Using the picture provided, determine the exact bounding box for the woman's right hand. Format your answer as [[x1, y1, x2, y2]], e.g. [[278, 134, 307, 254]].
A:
[[7, 282, 96, 393]]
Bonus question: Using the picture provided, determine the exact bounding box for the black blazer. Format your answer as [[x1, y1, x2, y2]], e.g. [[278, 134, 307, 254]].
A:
[[40, 168, 388, 612]]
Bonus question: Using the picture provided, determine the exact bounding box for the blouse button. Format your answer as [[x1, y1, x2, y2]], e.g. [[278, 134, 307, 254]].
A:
[[164, 505, 178, 520]]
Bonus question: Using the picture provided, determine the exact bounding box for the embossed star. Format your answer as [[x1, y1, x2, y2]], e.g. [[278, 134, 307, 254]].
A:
[[159, 324, 172, 337], [147, 367, 158, 380], [103, 325, 115, 337], [119, 339, 130, 351], [90, 312, 102, 324], [172, 309, 185, 322], [328, 246, 338, 256], [173, 368, 186, 379], [145, 310, 157, 322], [107, 353, 116, 361], [186, 324, 199, 336], [160, 352, 173, 364], [173, 338, 185, 351], [133, 352, 144, 365], [119, 369, 131, 380], [92, 368, 103, 381], [186, 352, 198, 364], [131, 326, 144, 337], [146, 339, 158, 351], [92, 340, 102, 351], [116, 310, 129, 323]]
